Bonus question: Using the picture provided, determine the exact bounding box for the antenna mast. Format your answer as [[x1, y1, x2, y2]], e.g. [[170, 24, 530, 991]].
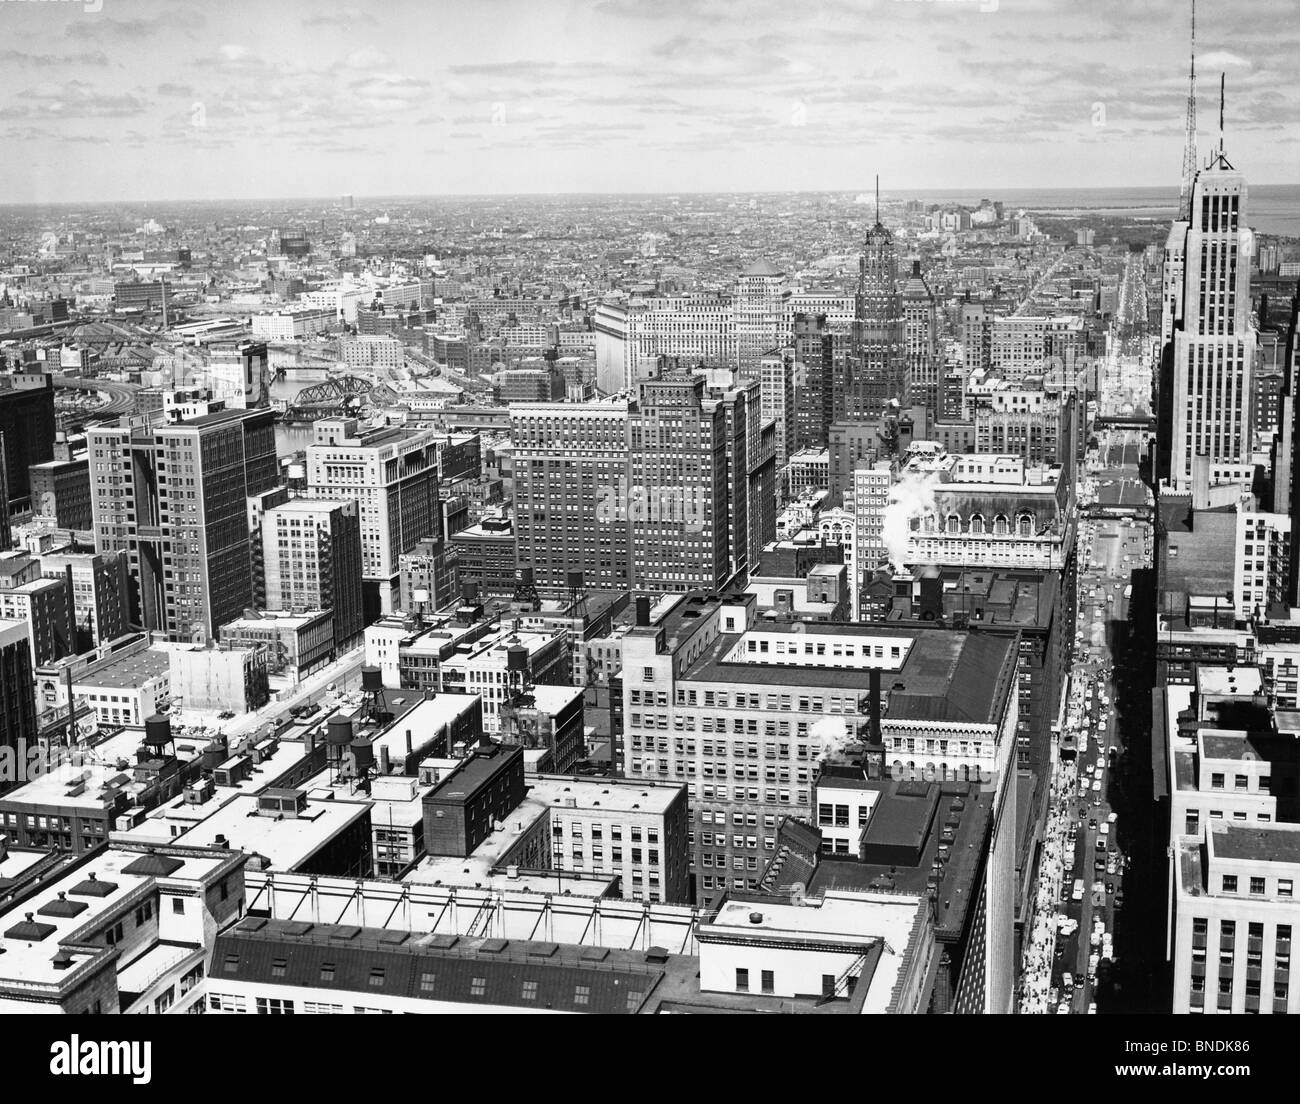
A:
[[1219, 71, 1225, 155], [1178, 0, 1197, 220], [875, 174, 880, 226]]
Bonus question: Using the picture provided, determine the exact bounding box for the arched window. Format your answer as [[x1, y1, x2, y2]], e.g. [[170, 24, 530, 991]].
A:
[[923, 514, 936, 533], [994, 514, 1010, 536], [969, 513, 985, 535], [910, 517, 922, 532], [1018, 513, 1034, 536], [947, 514, 961, 534]]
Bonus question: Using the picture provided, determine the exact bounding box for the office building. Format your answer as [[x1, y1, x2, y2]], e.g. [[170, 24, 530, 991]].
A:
[[40, 549, 131, 652], [0, 375, 56, 511], [0, 842, 246, 1014], [900, 261, 940, 413], [261, 497, 364, 653], [847, 214, 904, 421], [305, 419, 442, 619], [0, 619, 36, 794], [736, 261, 789, 372], [28, 458, 91, 530], [1160, 156, 1257, 491], [531, 774, 692, 904], [792, 313, 838, 451], [88, 409, 278, 642]]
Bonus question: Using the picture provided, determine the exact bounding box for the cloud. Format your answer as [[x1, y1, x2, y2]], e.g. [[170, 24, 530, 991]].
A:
[[305, 7, 366, 28], [65, 18, 155, 41], [344, 47, 394, 70], [0, 81, 149, 121], [0, 48, 108, 67]]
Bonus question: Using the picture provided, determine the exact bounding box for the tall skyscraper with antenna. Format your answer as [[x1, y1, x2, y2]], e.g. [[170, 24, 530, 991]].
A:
[[1159, 72, 1257, 492], [847, 176, 904, 419]]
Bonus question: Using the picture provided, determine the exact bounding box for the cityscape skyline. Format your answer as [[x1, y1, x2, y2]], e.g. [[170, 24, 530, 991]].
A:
[[0, 0, 1299, 1045], [1, 0, 1299, 204]]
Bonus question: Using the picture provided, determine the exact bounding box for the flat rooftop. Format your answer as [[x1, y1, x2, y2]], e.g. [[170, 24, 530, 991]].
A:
[[1197, 666, 1264, 697], [526, 774, 683, 815], [0, 726, 203, 811], [1200, 729, 1300, 765], [0, 845, 231, 989], [165, 793, 370, 872], [1211, 821, 1300, 866], [77, 647, 170, 691], [682, 622, 1016, 727]]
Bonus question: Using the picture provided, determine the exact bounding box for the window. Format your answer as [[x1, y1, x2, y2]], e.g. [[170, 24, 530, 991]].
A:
[[368, 969, 385, 988], [574, 985, 591, 1006], [320, 963, 336, 982], [1250, 877, 1266, 895], [1280, 880, 1294, 899], [822, 974, 836, 999], [222, 954, 240, 974], [736, 968, 749, 992], [470, 977, 486, 997], [521, 980, 538, 1001], [761, 970, 775, 995], [1222, 875, 1238, 893], [172, 898, 185, 915], [271, 958, 287, 978], [420, 973, 436, 992]]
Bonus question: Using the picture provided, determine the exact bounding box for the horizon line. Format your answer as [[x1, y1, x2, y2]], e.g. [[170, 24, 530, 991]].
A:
[[4, 181, 1300, 209]]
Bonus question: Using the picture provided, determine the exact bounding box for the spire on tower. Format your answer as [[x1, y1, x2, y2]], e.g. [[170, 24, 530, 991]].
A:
[[1178, 0, 1198, 220], [875, 174, 880, 226]]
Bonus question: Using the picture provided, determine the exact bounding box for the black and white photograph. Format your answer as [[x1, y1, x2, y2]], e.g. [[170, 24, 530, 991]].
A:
[[0, 0, 1297, 1063]]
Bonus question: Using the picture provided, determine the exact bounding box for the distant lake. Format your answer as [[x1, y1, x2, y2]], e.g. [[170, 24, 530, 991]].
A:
[[893, 185, 1300, 238]]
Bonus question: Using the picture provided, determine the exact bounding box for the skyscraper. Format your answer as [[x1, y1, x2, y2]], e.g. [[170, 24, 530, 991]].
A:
[[735, 260, 789, 373], [901, 260, 939, 413], [305, 418, 443, 620], [0, 374, 56, 512], [89, 408, 278, 642], [512, 375, 741, 597], [792, 313, 836, 451], [0, 619, 37, 796], [261, 497, 365, 653], [1162, 156, 1256, 491], [759, 346, 797, 471], [629, 375, 731, 593], [848, 208, 905, 420], [513, 397, 633, 594]]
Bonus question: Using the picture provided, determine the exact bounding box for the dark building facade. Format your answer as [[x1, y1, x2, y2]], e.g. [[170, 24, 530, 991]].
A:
[[0, 375, 56, 511], [422, 743, 526, 858]]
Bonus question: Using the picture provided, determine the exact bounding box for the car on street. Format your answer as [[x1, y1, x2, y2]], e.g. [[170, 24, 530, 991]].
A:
[[1107, 811, 1118, 823], [1062, 972, 1074, 991], [1091, 779, 1102, 792], [1088, 818, 1098, 831], [1092, 793, 1101, 805], [1099, 823, 1110, 837], [1115, 891, 1125, 909], [1106, 881, 1115, 895]]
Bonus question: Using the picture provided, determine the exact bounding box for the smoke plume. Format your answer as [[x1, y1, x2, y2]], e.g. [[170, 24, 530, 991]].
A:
[[881, 472, 937, 572]]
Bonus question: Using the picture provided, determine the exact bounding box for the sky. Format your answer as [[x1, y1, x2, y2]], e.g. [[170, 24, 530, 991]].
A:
[[0, 0, 1297, 203]]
